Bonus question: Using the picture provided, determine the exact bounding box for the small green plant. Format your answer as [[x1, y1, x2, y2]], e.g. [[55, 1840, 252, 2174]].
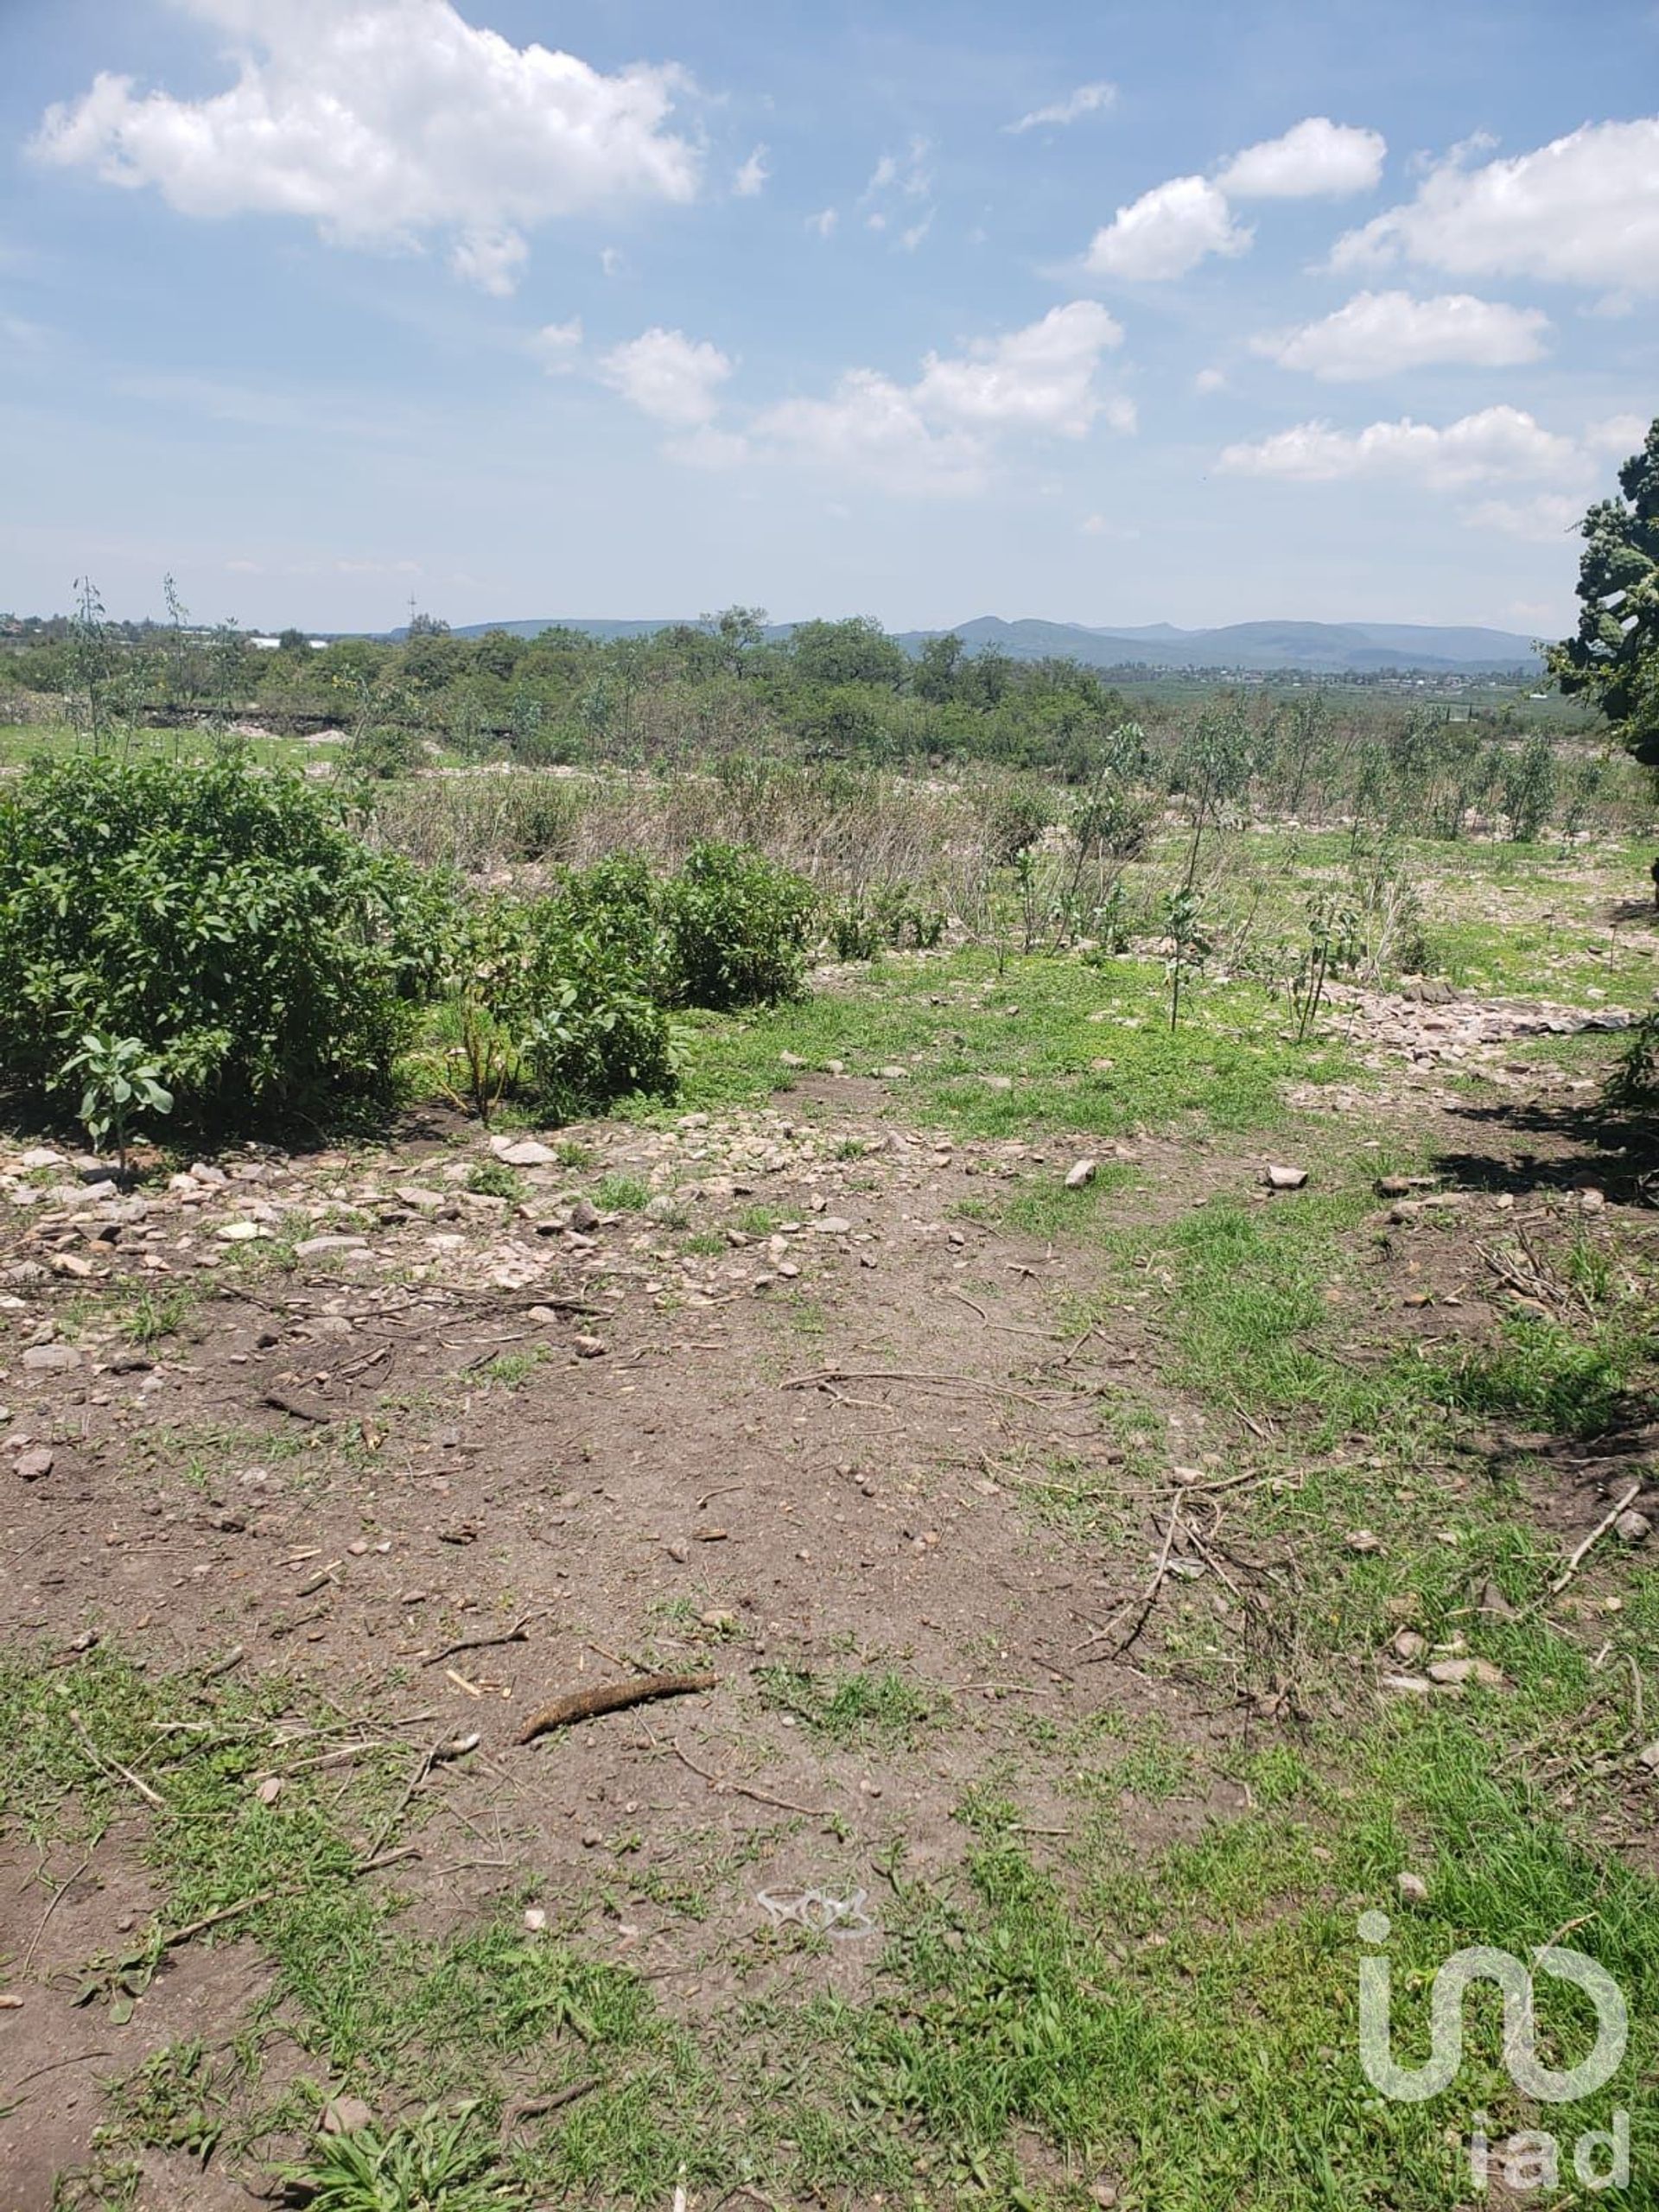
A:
[[592, 1173, 651, 1211], [756, 1663, 939, 1747], [1161, 887, 1212, 1033], [1287, 892, 1359, 1043], [465, 1158, 524, 1201], [282, 2103, 514, 2212], [60, 1031, 173, 1174]]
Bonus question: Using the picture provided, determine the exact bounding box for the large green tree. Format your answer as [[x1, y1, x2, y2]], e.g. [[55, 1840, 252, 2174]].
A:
[[1548, 415, 1659, 767]]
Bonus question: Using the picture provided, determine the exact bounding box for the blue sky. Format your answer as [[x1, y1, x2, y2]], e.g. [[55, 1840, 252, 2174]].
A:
[[0, 0, 1655, 635]]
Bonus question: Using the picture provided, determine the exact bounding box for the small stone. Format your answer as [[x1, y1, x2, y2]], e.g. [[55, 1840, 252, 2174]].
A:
[[779, 1050, 807, 1068], [982, 1074, 1014, 1092], [573, 1335, 606, 1358], [1615, 1509, 1651, 1546], [496, 1139, 557, 1167], [48, 1253, 95, 1280], [19, 1147, 64, 1171], [1391, 1629, 1427, 1662], [1090, 2184, 1119, 2209], [812, 1216, 853, 1235], [321, 2095, 374, 2136], [524, 1907, 548, 1932], [1637, 1741, 1659, 1771], [22, 1344, 79, 1372], [1344, 1529, 1382, 1554], [700, 1609, 738, 1631], [666, 1540, 689, 1563], [569, 1198, 601, 1233], [257, 1776, 284, 1806], [1427, 1656, 1504, 1688], [216, 1220, 270, 1243], [1396, 1871, 1428, 1905], [1065, 1158, 1099, 1191], [581, 1828, 602, 1849], [1381, 1672, 1434, 1696], [294, 1235, 367, 1260], [1264, 1163, 1308, 1192], [876, 1065, 910, 1080], [15, 1448, 54, 1483]]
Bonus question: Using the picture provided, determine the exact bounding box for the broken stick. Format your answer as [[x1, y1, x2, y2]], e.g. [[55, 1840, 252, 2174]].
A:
[[515, 1671, 716, 1747]]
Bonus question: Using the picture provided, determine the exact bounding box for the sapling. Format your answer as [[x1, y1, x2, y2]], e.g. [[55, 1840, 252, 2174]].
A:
[[61, 1033, 173, 1178]]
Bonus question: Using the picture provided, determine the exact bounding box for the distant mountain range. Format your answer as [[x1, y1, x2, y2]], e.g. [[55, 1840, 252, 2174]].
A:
[[440, 613, 1544, 676]]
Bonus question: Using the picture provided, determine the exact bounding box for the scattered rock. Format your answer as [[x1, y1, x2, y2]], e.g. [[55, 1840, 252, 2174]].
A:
[[321, 2095, 374, 2136], [295, 1235, 367, 1260], [1065, 1158, 1098, 1191], [1637, 1742, 1659, 1772], [1396, 1872, 1428, 1905], [22, 1344, 79, 1372], [494, 1139, 558, 1167], [811, 1216, 852, 1235], [876, 1065, 910, 1081], [569, 1198, 601, 1233], [1344, 1529, 1382, 1554], [1391, 1629, 1427, 1662], [15, 1448, 54, 1483], [1426, 1656, 1504, 1689], [257, 1776, 284, 1806], [1264, 1163, 1308, 1192], [573, 1335, 607, 1358], [1615, 1510, 1651, 1546]]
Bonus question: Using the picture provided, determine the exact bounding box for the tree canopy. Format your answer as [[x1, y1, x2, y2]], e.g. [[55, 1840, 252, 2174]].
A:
[[1549, 416, 1659, 768]]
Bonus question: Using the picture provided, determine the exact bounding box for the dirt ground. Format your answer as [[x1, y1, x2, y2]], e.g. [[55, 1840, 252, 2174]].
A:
[[1, 989, 1653, 2209]]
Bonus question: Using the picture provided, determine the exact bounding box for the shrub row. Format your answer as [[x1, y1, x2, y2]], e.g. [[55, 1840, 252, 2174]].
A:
[[0, 755, 814, 1141]]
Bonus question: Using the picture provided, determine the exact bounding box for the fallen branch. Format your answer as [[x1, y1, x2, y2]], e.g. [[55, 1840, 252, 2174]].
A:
[[1077, 1499, 1185, 1662], [1551, 1482, 1643, 1596], [361, 1732, 480, 1861], [499, 2079, 600, 2139], [263, 1388, 334, 1425], [668, 1737, 832, 1819], [420, 1617, 534, 1669], [70, 1711, 166, 1810], [780, 1365, 1057, 1411], [516, 1672, 716, 1748]]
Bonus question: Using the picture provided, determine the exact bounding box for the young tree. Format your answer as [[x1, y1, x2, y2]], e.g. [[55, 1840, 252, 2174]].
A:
[[1548, 416, 1659, 772]]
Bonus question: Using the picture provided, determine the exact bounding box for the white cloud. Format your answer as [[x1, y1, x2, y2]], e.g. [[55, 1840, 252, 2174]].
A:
[[530, 318, 583, 372], [1584, 412, 1651, 459], [1084, 175, 1250, 281], [1006, 82, 1116, 135], [32, 0, 699, 294], [1254, 290, 1551, 379], [1193, 366, 1228, 394], [448, 227, 528, 296], [913, 301, 1124, 437], [806, 207, 837, 239], [751, 301, 1130, 494], [734, 145, 769, 198], [599, 327, 734, 427], [1217, 117, 1386, 199], [1464, 493, 1586, 542], [1330, 118, 1659, 291], [861, 137, 933, 246], [1217, 404, 1584, 487]]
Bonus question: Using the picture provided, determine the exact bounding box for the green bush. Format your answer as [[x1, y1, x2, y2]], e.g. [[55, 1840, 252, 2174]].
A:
[[662, 840, 814, 1008], [442, 871, 679, 1123], [0, 753, 441, 1128]]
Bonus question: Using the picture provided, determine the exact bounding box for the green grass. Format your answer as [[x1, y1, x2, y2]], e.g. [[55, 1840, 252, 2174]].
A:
[[653, 948, 1353, 1145], [592, 1173, 651, 1212], [754, 1663, 942, 1748]]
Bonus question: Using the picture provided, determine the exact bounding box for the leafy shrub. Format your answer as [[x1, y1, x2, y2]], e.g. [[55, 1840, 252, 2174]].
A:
[[662, 840, 814, 1008], [442, 871, 679, 1123], [830, 881, 946, 961], [0, 754, 441, 1128]]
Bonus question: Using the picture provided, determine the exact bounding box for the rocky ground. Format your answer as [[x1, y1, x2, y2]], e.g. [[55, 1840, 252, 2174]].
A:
[[1, 969, 1656, 2211]]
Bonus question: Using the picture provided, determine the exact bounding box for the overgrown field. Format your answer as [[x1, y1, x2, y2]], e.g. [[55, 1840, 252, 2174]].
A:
[[1, 678, 1657, 2210]]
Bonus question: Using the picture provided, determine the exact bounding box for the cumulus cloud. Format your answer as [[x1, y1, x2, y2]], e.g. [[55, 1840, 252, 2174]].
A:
[[734, 145, 769, 198], [1006, 82, 1116, 135], [599, 327, 734, 426], [1217, 404, 1584, 487], [31, 0, 699, 293], [1084, 175, 1250, 281], [1329, 118, 1659, 291], [806, 207, 837, 238], [1253, 289, 1551, 379], [530, 318, 583, 372], [1217, 117, 1386, 199], [751, 301, 1129, 494]]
